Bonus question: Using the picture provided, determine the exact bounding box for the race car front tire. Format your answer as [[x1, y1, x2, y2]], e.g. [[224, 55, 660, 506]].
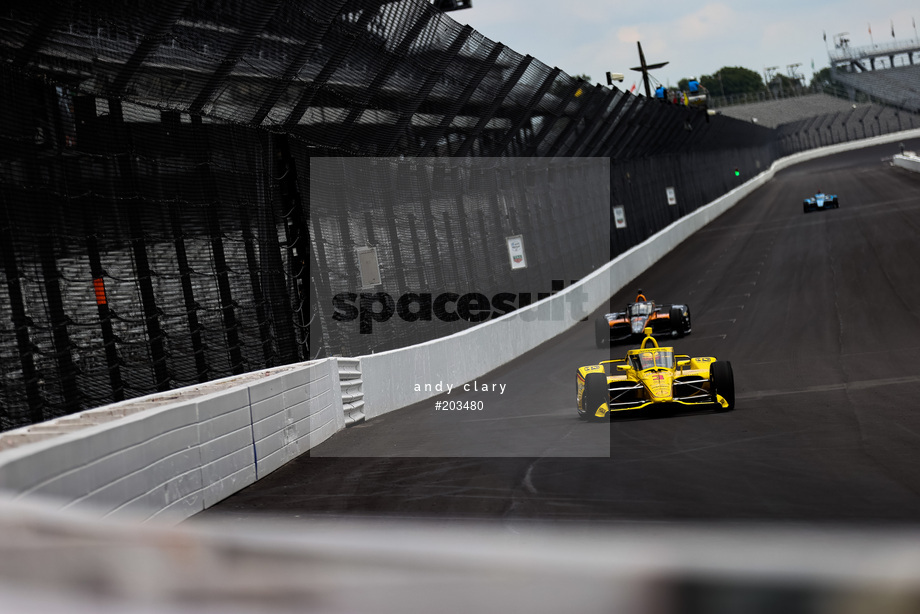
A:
[[581, 372, 609, 421], [669, 306, 689, 337], [710, 361, 735, 412], [594, 318, 609, 349]]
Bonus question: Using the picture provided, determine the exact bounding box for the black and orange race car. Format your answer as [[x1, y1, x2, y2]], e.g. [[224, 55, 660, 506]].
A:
[[594, 290, 691, 348]]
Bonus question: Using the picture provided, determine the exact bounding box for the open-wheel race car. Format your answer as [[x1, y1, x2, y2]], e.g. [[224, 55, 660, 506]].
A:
[[577, 327, 734, 420], [595, 290, 690, 348], [803, 191, 838, 213]]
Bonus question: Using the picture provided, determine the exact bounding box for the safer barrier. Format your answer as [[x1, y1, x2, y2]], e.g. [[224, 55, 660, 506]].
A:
[[0, 358, 344, 522]]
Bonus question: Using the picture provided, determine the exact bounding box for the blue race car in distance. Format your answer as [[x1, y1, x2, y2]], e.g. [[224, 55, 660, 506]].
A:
[[803, 191, 839, 213]]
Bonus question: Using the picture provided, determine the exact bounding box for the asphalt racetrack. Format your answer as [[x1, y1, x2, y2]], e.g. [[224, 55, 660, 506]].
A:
[[201, 140, 920, 523]]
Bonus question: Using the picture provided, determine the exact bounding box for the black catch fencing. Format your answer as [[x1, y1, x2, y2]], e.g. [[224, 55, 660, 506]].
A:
[[776, 103, 919, 154], [0, 81, 308, 427]]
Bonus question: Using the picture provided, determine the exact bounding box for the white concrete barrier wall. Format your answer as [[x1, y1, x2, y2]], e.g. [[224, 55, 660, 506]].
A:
[[249, 360, 345, 478], [361, 128, 920, 419], [893, 152, 920, 173], [0, 358, 344, 522]]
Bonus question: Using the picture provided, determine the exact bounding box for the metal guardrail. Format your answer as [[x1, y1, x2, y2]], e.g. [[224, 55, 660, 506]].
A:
[[829, 38, 920, 62]]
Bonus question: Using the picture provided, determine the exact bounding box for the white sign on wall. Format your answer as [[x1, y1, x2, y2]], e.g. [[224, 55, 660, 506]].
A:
[[356, 246, 382, 287], [613, 206, 627, 229], [506, 235, 527, 269], [666, 186, 677, 206]]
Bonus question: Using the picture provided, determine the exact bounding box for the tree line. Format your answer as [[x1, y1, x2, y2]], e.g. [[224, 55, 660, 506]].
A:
[[674, 66, 832, 97], [572, 66, 836, 98]]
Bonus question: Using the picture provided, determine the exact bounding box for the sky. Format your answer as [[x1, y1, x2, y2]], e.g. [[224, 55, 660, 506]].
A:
[[452, 0, 920, 89]]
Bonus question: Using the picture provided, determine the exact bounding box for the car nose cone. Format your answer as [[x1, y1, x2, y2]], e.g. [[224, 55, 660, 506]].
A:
[[645, 371, 673, 400]]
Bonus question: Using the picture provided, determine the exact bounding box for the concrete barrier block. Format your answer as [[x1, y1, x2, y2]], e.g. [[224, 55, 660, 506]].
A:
[[250, 378, 284, 424], [0, 358, 345, 520], [198, 409, 252, 464], [250, 393, 285, 437], [893, 154, 920, 173], [97, 465, 205, 522], [283, 367, 310, 390], [0, 400, 199, 496], [201, 454, 257, 509], [197, 387, 250, 422], [282, 383, 309, 412], [252, 416, 285, 456], [200, 427, 254, 481], [201, 439, 253, 481], [69, 444, 202, 515], [248, 373, 287, 405], [286, 396, 311, 425], [149, 486, 208, 522], [308, 414, 339, 449], [255, 443, 291, 478]]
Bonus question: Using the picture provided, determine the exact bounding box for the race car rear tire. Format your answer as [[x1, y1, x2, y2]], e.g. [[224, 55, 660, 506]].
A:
[[669, 306, 688, 337], [710, 361, 735, 412], [581, 373, 609, 421], [594, 318, 609, 349]]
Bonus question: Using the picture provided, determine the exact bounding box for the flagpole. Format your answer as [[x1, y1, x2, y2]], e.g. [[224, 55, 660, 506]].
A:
[[868, 22, 874, 47]]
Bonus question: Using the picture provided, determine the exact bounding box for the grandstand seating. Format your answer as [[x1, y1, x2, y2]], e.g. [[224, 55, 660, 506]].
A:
[[773, 103, 918, 150], [715, 94, 857, 128], [833, 64, 920, 112]]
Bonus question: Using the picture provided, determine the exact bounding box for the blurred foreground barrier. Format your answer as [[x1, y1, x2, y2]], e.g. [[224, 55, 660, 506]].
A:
[[0, 359, 344, 522], [0, 495, 919, 614]]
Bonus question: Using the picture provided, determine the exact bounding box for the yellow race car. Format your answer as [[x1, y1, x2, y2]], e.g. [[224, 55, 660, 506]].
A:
[[577, 328, 734, 420]]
